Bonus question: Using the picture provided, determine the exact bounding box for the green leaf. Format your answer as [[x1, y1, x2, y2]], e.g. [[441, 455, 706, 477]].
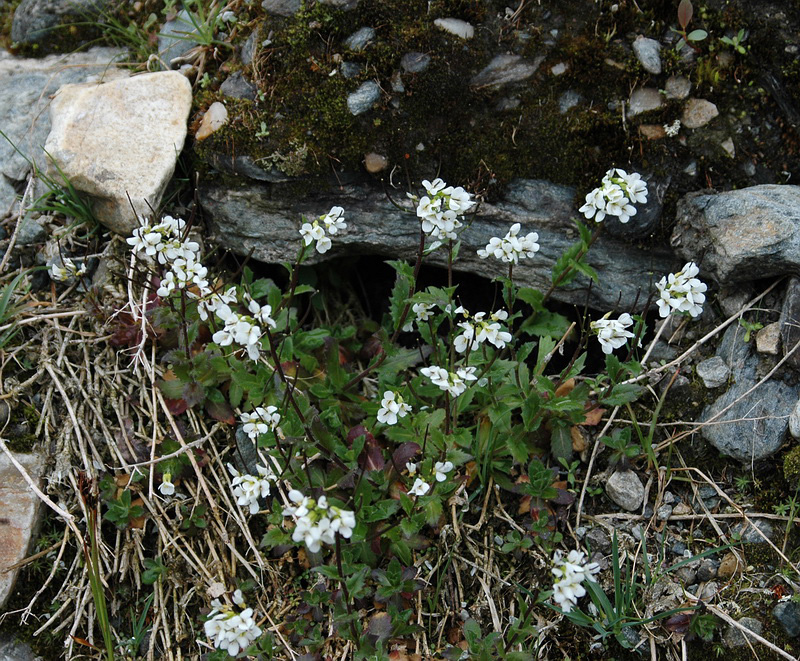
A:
[[550, 424, 573, 460], [157, 378, 185, 399], [600, 384, 644, 407], [687, 29, 708, 41], [522, 310, 570, 339]]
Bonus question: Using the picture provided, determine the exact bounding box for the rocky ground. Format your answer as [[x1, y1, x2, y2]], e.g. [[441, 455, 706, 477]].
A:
[[1, 0, 800, 660]]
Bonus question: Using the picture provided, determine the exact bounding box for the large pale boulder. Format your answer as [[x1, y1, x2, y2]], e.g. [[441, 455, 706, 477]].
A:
[[44, 71, 192, 234], [0, 451, 45, 609]]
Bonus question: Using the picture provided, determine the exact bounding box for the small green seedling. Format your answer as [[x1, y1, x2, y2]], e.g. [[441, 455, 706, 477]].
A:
[[671, 0, 708, 52], [720, 29, 748, 54]]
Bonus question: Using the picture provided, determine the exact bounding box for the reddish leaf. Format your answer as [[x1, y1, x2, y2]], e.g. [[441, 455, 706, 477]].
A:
[[678, 0, 693, 30], [554, 378, 575, 398], [664, 612, 692, 634], [205, 398, 236, 425], [359, 333, 384, 361], [367, 612, 393, 643], [182, 382, 206, 407], [391, 442, 420, 470], [347, 425, 375, 446], [583, 406, 606, 426], [163, 397, 189, 415], [70, 636, 99, 650]]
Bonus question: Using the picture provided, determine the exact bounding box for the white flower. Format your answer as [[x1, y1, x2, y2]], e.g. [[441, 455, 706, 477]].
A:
[[590, 312, 636, 354], [414, 179, 473, 241], [434, 461, 454, 482], [551, 549, 600, 613], [579, 170, 648, 224], [282, 490, 356, 553], [159, 473, 175, 496], [227, 463, 275, 515], [48, 262, 70, 281], [246, 298, 277, 329], [406, 462, 417, 475], [655, 262, 707, 318], [477, 223, 540, 264], [376, 391, 412, 425], [321, 206, 346, 235], [204, 595, 262, 657], [240, 407, 281, 439], [454, 310, 512, 353], [409, 478, 431, 496], [420, 365, 477, 397]]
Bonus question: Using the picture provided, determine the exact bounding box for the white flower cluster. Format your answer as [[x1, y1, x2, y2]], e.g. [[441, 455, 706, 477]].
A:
[[227, 463, 275, 515], [453, 309, 512, 353], [299, 206, 347, 254], [411, 178, 475, 241], [212, 296, 277, 361], [156, 254, 209, 297], [240, 407, 281, 440], [664, 119, 681, 137], [578, 169, 648, 224], [377, 391, 412, 425], [655, 261, 707, 318], [127, 215, 199, 264], [402, 302, 435, 332], [204, 589, 261, 657], [477, 222, 540, 264], [420, 365, 477, 397], [49, 257, 87, 282], [590, 312, 636, 355], [283, 490, 356, 553], [551, 549, 601, 613]]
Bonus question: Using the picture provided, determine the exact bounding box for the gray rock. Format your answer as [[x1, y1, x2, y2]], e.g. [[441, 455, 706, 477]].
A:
[[682, 98, 719, 128], [733, 519, 774, 543], [606, 469, 645, 511], [15, 214, 47, 245], [158, 9, 201, 68], [400, 52, 430, 74], [656, 504, 673, 521], [585, 527, 611, 554], [390, 71, 404, 92], [341, 62, 363, 79], [671, 185, 800, 284], [790, 397, 800, 439], [347, 81, 381, 115], [696, 356, 730, 388], [550, 62, 567, 76], [718, 284, 753, 317], [701, 324, 798, 462], [220, 71, 257, 100], [261, 0, 301, 16], [0, 47, 126, 214], [198, 178, 675, 310], [628, 87, 663, 116], [470, 54, 542, 89], [664, 75, 691, 100], [723, 617, 763, 648], [558, 90, 581, 114], [674, 563, 697, 585], [11, 0, 107, 44], [632, 36, 661, 74], [781, 276, 800, 371], [697, 558, 720, 582], [0, 633, 42, 661], [344, 26, 375, 52], [241, 28, 259, 66], [698, 581, 719, 599], [496, 97, 520, 111], [773, 600, 800, 637]]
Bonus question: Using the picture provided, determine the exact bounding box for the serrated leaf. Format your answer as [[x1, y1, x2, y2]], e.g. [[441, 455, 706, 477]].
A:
[[551, 424, 573, 460], [600, 383, 644, 407]]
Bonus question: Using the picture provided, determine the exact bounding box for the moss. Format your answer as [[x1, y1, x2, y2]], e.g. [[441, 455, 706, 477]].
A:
[[784, 445, 800, 484]]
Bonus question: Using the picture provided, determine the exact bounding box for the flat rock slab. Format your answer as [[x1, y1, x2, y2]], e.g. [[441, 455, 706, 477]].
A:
[[0, 47, 127, 216], [671, 184, 800, 284], [0, 452, 45, 610], [44, 71, 193, 235], [199, 178, 675, 310]]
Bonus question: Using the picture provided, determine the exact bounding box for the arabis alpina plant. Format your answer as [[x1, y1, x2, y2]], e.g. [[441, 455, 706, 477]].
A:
[[48, 258, 87, 282], [420, 365, 477, 397], [377, 391, 412, 425], [655, 261, 707, 318], [282, 491, 356, 553], [453, 310, 512, 353], [590, 312, 636, 354], [204, 589, 261, 657], [127, 214, 200, 264], [579, 169, 648, 224], [477, 223, 540, 264], [227, 463, 275, 515], [402, 302, 435, 331], [299, 206, 348, 254], [212, 296, 276, 361], [240, 407, 281, 440], [551, 549, 601, 613], [409, 178, 475, 241]]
